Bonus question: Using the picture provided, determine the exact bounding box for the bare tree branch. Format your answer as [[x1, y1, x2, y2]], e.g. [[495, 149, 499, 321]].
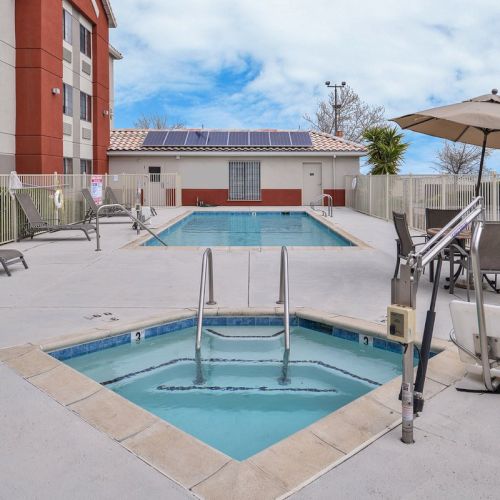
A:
[[304, 85, 386, 143], [133, 113, 184, 129], [433, 141, 491, 175]]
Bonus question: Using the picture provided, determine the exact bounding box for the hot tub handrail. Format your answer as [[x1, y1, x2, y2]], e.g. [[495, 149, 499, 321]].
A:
[[95, 203, 167, 251], [195, 248, 217, 352], [277, 246, 291, 349]]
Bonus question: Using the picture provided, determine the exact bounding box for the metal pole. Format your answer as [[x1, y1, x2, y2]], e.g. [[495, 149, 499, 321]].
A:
[[334, 86, 338, 135], [282, 247, 290, 351], [470, 220, 494, 391], [95, 203, 167, 251], [196, 248, 216, 351], [276, 249, 285, 304], [401, 342, 414, 444]]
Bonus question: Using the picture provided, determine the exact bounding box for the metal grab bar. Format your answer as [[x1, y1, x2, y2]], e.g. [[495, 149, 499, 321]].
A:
[[194, 248, 216, 384], [276, 246, 291, 382], [310, 194, 333, 217], [95, 203, 167, 251], [195, 248, 216, 350]]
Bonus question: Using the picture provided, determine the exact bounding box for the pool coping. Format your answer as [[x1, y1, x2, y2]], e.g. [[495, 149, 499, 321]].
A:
[[0, 307, 464, 500], [122, 208, 371, 251]]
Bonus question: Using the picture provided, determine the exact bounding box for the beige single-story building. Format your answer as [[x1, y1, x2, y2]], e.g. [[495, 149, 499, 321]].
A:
[[108, 129, 366, 206]]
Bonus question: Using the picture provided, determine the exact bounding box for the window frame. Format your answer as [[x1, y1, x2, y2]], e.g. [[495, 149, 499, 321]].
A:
[[63, 157, 73, 175], [80, 91, 92, 122], [63, 9, 72, 44], [80, 159, 92, 175], [228, 161, 261, 201], [63, 83, 73, 116], [79, 24, 91, 58]]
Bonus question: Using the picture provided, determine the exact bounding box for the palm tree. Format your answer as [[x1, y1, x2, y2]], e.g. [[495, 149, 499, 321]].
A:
[[362, 126, 409, 175]]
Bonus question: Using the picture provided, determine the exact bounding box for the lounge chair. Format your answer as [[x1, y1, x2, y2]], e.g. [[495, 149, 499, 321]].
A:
[[82, 188, 127, 222], [15, 191, 96, 241], [0, 249, 28, 277], [106, 186, 157, 216]]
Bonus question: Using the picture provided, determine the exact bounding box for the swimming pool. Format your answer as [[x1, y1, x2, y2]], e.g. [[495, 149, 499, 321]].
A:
[[54, 316, 410, 460], [143, 211, 354, 247]]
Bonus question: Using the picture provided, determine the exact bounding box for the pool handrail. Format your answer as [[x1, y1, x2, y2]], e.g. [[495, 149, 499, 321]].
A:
[[310, 194, 333, 217], [276, 246, 291, 383], [195, 248, 217, 352], [95, 203, 167, 251]]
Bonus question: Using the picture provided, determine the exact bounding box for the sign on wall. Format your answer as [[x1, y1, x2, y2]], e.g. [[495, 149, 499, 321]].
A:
[[91, 175, 103, 205]]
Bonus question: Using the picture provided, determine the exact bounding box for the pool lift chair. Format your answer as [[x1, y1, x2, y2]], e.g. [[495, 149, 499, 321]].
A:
[[389, 197, 494, 444], [449, 221, 500, 392]]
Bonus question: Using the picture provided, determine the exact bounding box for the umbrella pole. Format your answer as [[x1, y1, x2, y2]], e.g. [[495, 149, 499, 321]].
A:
[[475, 132, 489, 197]]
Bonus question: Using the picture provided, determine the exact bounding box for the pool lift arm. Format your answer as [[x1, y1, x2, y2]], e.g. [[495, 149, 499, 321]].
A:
[[389, 197, 484, 444]]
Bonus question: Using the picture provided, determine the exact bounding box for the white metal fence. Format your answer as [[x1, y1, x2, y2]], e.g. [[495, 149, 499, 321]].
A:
[[0, 173, 181, 245], [345, 173, 500, 231]]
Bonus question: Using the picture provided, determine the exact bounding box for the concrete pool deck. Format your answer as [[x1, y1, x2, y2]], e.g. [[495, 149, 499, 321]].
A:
[[1, 206, 500, 499]]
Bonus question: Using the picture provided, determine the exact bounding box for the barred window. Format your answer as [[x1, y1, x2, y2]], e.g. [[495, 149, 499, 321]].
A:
[[228, 161, 261, 201]]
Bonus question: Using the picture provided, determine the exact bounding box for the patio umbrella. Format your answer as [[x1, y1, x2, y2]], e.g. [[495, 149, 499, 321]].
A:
[[391, 89, 500, 196]]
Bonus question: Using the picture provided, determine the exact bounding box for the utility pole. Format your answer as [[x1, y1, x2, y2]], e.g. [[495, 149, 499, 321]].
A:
[[325, 81, 346, 135]]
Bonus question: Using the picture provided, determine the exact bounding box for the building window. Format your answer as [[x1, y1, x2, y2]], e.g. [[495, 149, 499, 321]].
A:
[[63, 10, 72, 43], [228, 161, 261, 201], [80, 159, 92, 174], [148, 166, 161, 182], [80, 92, 92, 122], [63, 158, 73, 175], [63, 84, 73, 116], [80, 24, 91, 57]]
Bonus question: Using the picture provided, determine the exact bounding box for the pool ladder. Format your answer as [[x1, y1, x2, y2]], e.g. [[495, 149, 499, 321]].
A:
[[195, 246, 291, 384], [310, 194, 333, 218]]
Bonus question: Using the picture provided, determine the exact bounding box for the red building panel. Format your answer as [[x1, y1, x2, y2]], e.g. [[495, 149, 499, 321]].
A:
[[182, 189, 303, 206]]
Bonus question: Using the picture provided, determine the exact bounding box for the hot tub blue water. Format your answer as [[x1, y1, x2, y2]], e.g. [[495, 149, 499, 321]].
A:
[[58, 320, 405, 460], [143, 211, 354, 246]]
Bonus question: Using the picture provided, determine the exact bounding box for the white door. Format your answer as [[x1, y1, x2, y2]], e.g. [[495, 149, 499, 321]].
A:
[[302, 163, 323, 205]]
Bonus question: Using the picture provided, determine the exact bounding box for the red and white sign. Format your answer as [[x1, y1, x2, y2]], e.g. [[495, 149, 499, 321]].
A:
[[90, 175, 103, 205]]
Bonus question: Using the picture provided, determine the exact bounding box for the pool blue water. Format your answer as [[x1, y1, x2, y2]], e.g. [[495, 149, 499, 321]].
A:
[[144, 211, 353, 246], [64, 325, 402, 460]]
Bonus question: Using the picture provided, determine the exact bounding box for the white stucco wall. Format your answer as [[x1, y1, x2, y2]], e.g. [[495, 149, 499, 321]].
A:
[[108, 154, 361, 191], [0, 0, 16, 174]]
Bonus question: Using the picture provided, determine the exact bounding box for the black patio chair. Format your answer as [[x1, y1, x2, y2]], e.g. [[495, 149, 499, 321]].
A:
[[392, 212, 427, 278], [478, 222, 500, 293]]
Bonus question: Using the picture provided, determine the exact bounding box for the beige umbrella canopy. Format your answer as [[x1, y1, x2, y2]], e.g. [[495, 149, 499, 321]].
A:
[[392, 89, 500, 195]]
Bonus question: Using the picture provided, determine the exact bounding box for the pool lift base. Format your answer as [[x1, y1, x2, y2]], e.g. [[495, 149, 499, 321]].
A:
[[391, 197, 485, 444]]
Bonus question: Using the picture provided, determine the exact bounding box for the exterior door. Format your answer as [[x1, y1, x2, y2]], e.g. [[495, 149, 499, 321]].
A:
[[146, 166, 163, 206], [302, 163, 322, 205]]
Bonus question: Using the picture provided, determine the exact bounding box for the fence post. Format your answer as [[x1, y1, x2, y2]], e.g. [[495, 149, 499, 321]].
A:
[[408, 174, 414, 228], [385, 174, 390, 220], [369, 174, 373, 216], [492, 172, 498, 221], [441, 176, 446, 209]]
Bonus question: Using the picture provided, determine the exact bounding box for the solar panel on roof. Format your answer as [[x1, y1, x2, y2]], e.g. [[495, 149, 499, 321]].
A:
[[228, 131, 249, 146], [269, 131, 291, 146], [163, 130, 188, 146], [290, 131, 312, 147], [206, 131, 229, 146], [185, 131, 208, 146], [249, 131, 270, 146], [142, 131, 168, 146]]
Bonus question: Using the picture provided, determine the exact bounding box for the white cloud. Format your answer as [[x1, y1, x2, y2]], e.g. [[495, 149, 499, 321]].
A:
[[110, 0, 500, 158]]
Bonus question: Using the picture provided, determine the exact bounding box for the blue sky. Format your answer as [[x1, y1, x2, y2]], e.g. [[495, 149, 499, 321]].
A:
[[109, 0, 500, 173]]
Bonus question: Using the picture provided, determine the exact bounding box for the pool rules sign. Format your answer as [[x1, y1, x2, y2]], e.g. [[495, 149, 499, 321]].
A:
[[90, 175, 103, 205]]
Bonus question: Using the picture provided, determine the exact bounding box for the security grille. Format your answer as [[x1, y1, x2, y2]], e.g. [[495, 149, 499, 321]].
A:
[[228, 161, 261, 201]]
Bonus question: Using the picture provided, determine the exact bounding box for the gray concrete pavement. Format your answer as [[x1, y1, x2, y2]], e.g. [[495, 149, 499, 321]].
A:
[[1, 206, 499, 499]]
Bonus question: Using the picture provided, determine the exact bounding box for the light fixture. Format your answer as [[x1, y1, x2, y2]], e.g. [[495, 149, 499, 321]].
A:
[[102, 110, 109, 116], [176, 155, 181, 160], [51, 87, 61, 95]]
